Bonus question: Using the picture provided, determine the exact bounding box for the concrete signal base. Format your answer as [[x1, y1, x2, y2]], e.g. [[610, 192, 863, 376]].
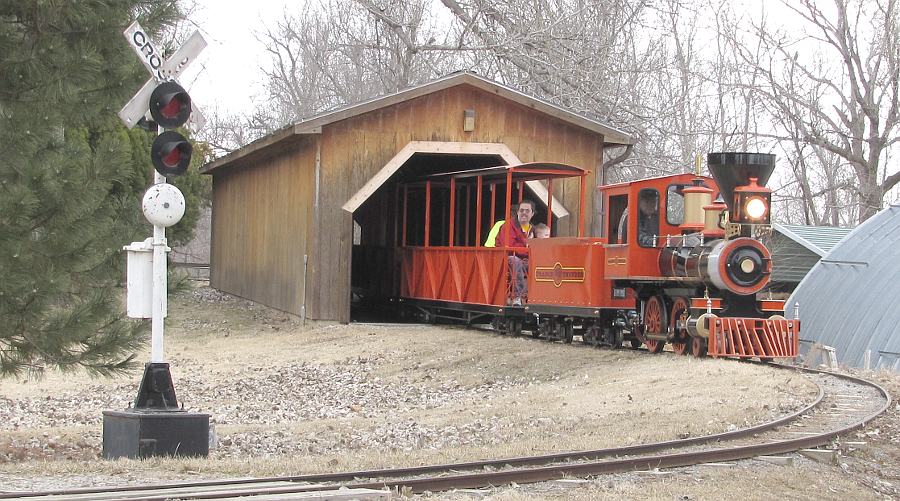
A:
[[102, 409, 210, 459]]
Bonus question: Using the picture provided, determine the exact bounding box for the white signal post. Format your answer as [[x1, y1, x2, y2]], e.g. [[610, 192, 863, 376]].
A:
[[152, 175, 165, 364], [119, 22, 206, 363]]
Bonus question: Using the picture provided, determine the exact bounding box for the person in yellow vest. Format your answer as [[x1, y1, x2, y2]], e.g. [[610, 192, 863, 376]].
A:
[[483, 219, 505, 247]]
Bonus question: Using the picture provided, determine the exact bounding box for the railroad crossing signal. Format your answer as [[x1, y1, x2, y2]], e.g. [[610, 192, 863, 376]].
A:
[[118, 21, 207, 130], [119, 22, 204, 177], [106, 19, 211, 461]]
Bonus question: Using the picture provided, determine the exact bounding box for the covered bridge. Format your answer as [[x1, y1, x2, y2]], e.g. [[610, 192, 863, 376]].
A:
[[201, 72, 633, 322]]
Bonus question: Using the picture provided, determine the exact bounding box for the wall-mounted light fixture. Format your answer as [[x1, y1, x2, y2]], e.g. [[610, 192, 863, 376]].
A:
[[463, 109, 475, 132]]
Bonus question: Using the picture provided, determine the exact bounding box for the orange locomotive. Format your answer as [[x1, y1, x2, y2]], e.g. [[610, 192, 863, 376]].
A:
[[396, 152, 799, 360]]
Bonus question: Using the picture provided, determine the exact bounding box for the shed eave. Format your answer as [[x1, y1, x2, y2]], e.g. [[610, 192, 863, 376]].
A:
[[199, 124, 319, 174]]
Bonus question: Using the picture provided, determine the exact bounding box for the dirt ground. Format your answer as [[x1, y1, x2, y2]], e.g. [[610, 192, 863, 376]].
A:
[[0, 285, 897, 500]]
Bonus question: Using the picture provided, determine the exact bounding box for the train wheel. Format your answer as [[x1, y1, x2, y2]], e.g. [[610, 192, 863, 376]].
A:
[[629, 337, 642, 349], [507, 318, 522, 337], [691, 336, 708, 357], [640, 295, 667, 354], [563, 322, 574, 344], [614, 328, 624, 348], [583, 325, 600, 346], [670, 297, 690, 356], [535, 318, 549, 339]]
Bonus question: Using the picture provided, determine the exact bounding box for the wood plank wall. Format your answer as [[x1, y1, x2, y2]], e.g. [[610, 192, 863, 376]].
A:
[[210, 141, 315, 315], [311, 84, 606, 322]]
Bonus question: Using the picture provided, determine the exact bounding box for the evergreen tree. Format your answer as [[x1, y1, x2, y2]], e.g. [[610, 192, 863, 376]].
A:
[[0, 1, 201, 377]]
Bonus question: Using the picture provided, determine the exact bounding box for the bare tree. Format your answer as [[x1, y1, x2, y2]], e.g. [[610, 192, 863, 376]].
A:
[[723, 0, 900, 223]]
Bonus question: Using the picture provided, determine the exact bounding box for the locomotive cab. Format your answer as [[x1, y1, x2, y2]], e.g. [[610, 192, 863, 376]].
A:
[[601, 173, 702, 279]]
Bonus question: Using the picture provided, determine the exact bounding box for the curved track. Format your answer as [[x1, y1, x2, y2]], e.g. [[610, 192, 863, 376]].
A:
[[2, 366, 890, 500]]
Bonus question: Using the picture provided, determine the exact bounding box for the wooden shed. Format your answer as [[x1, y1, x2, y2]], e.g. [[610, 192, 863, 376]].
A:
[[200, 72, 633, 322]]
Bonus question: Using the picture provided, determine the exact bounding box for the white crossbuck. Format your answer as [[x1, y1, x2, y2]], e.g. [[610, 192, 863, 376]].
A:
[[118, 21, 206, 130]]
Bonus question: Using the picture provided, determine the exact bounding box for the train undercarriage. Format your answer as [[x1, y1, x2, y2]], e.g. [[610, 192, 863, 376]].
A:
[[399, 290, 799, 361]]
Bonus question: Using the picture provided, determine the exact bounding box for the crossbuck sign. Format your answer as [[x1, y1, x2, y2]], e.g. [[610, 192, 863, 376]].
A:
[[118, 21, 207, 130]]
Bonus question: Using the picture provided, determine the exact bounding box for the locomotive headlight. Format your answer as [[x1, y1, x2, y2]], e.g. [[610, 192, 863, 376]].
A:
[[732, 177, 772, 225], [744, 196, 768, 220]]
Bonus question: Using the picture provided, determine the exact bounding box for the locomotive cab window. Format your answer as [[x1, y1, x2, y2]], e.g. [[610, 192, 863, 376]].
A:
[[666, 184, 685, 225], [607, 194, 628, 244], [637, 189, 659, 247]]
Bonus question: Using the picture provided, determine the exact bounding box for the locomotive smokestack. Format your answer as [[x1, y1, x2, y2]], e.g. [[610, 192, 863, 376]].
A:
[[706, 152, 776, 212]]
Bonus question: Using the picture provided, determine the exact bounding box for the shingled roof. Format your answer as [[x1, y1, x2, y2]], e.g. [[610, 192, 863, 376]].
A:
[[772, 223, 852, 257]]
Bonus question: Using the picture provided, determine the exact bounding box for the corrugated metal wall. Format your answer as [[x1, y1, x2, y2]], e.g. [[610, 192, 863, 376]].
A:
[[787, 205, 900, 371]]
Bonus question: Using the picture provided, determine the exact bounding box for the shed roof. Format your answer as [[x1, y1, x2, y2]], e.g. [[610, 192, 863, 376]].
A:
[[201, 71, 634, 174], [786, 205, 900, 371], [772, 223, 852, 257]]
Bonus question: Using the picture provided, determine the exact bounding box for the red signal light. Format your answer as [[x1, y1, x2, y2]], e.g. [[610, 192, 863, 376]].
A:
[[151, 131, 192, 177], [150, 81, 191, 129]]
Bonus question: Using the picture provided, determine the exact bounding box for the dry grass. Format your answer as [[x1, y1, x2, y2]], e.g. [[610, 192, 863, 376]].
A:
[[0, 285, 857, 496]]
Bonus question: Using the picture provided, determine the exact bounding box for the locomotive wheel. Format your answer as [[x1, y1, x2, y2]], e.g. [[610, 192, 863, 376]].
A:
[[670, 297, 691, 356], [563, 322, 574, 344], [640, 295, 667, 354], [691, 336, 708, 357]]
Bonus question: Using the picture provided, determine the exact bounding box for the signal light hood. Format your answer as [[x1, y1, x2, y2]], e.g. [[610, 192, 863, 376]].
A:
[[706, 152, 776, 212]]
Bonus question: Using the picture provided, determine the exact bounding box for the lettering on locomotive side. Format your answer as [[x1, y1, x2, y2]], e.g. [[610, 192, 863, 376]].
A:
[[534, 262, 586, 288]]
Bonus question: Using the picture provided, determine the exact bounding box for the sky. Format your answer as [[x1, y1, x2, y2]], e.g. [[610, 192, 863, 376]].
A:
[[178, 0, 291, 116]]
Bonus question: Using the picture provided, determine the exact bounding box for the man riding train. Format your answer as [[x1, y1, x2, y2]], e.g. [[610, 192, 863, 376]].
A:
[[493, 199, 537, 306]]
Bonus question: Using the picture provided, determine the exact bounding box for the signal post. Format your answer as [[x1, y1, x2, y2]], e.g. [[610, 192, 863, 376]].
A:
[[102, 22, 210, 459]]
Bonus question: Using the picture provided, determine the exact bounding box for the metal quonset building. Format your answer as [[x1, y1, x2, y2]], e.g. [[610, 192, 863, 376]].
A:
[[786, 205, 900, 371], [200, 72, 633, 323]]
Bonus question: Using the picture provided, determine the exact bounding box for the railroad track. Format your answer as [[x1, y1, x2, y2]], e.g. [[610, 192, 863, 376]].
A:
[[2, 366, 889, 500]]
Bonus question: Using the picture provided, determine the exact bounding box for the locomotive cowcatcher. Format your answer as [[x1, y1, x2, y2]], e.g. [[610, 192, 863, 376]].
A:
[[388, 152, 799, 360]]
